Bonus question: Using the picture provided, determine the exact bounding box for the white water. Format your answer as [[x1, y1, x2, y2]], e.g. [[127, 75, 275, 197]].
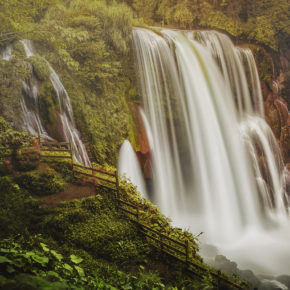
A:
[[20, 40, 90, 165], [0, 45, 13, 60], [139, 107, 154, 151], [118, 140, 148, 198], [133, 28, 290, 276]]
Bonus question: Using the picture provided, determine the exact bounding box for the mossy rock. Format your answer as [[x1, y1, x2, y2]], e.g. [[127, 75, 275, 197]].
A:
[[13, 41, 26, 58], [38, 82, 61, 139], [14, 168, 66, 196], [29, 55, 50, 81]]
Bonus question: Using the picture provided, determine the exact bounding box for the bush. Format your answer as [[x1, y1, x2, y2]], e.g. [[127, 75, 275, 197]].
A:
[[14, 168, 66, 196], [0, 176, 41, 238], [29, 55, 51, 81], [46, 159, 73, 182], [43, 196, 147, 264], [13, 150, 40, 172], [0, 236, 115, 289]]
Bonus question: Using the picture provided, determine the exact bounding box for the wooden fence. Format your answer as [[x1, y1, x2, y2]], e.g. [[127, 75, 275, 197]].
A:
[[0, 140, 246, 289]]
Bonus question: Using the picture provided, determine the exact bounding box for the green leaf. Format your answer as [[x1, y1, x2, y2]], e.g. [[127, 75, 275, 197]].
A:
[[25, 252, 49, 266], [51, 250, 63, 261], [74, 265, 85, 277], [0, 256, 13, 264], [40, 243, 50, 252], [47, 271, 61, 280], [63, 263, 73, 273], [70, 254, 83, 264], [6, 265, 15, 274]]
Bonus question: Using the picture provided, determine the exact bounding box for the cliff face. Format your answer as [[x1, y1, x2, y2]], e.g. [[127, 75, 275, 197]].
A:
[[254, 42, 290, 166]]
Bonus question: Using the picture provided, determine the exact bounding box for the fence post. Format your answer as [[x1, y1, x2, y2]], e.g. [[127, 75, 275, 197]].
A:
[[115, 170, 120, 208], [136, 204, 139, 222], [185, 239, 189, 263], [70, 139, 74, 176], [160, 231, 163, 251]]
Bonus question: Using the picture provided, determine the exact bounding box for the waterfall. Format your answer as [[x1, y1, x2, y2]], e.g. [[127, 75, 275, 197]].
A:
[[118, 140, 148, 198], [19, 40, 90, 165], [0, 45, 13, 60], [133, 28, 290, 275]]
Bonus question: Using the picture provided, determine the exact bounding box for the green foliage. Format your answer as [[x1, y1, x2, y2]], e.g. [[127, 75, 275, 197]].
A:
[[42, 195, 148, 264], [29, 55, 51, 81], [119, 179, 200, 257], [130, 0, 289, 51], [46, 159, 74, 182], [0, 176, 41, 238], [13, 148, 40, 172], [14, 168, 66, 196], [0, 236, 115, 289]]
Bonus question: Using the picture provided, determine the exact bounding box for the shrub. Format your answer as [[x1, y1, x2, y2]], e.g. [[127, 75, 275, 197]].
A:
[[29, 55, 51, 81], [0, 176, 41, 238], [46, 159, 73, 182], [42, 196, 147, 264], [13, 149, 40, 172], [14, 168, 66, 196]]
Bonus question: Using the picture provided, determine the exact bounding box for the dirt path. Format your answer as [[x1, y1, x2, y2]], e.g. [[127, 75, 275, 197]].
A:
[[36, 183, 96, 208]]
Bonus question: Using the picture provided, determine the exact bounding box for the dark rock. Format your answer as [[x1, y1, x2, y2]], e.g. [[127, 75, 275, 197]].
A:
[[276, 275, 290, 289]]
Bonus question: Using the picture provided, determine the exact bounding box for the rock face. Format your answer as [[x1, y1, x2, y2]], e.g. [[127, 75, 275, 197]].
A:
[[264, 89, 290, 164], [255, 44, 290, 167]]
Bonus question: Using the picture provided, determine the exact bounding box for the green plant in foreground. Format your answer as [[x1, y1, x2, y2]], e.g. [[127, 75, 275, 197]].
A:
[[0, 236, 116, 289]]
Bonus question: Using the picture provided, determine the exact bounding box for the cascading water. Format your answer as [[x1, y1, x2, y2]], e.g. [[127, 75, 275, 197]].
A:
[[118, 140, 148, 198], [0, 45, 13, 61], [133, 28, 290, 275], [19, 40, 90, 165]]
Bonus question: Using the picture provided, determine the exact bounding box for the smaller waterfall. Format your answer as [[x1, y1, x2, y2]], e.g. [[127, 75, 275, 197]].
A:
[[241, 116, 288, 218], [21, 80, 53, 141], [118, 140, 148, 198], [1, 45, 13, 60], [20, 39, 90, 165], [20, 39, 35, 58]]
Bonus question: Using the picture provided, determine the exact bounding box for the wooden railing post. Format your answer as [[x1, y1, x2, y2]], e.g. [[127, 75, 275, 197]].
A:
[[115, 170, 120, 208], [185, 239, 189, 263], [136, 204, 139, 222], [70, 139, 74, 176]]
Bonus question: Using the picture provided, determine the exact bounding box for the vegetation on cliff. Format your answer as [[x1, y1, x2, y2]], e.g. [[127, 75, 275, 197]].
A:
[[0, 0, 289, 164], [0, 144, 246, 289]]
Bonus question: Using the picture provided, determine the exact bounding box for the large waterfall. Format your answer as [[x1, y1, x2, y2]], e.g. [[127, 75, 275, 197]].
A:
[[133, 28, 290, 275], [2, 40, 90, 165]]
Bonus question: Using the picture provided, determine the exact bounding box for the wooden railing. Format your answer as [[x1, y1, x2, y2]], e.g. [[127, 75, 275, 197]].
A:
[[0, 140, 117, 191], [0, 140, 246, 289], [116, 197, 245, 289]]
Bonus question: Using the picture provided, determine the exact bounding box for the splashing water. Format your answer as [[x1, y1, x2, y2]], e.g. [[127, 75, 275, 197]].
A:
[[132, 28, 290, 275], [118, 140, 148, 199]]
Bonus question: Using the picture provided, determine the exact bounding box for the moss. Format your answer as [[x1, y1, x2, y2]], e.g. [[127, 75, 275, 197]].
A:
[[38, 81, 60, 139], [252, 46, 273, 80], [29, 55, 51, 81], [13, 41, 26, 58]]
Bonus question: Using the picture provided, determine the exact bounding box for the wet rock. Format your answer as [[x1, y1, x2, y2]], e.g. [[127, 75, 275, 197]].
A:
[[276, 275, 290, 289], [259, 279, 288, 290]]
